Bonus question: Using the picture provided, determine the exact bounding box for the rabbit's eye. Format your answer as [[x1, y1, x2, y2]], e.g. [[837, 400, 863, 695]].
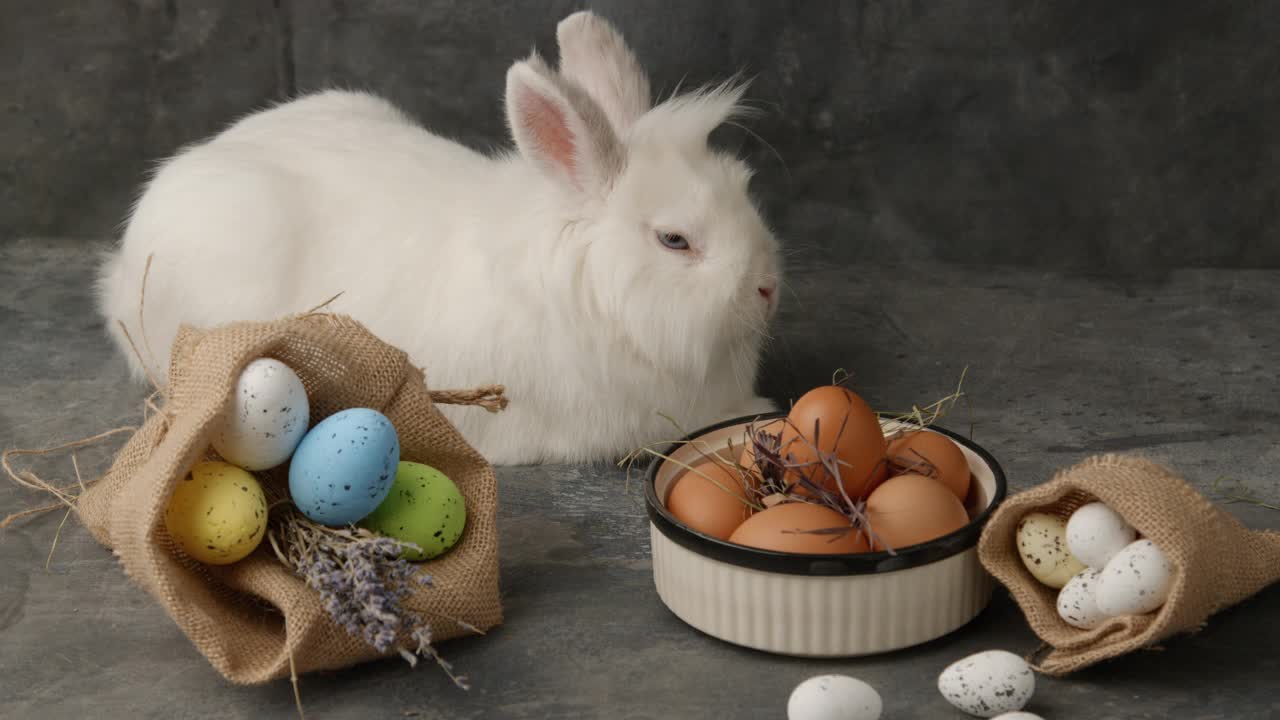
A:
[[657, 232, 690, 251]]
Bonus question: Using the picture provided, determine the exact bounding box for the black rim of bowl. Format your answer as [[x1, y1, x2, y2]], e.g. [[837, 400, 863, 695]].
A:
[[644, 412, 1008, 576]]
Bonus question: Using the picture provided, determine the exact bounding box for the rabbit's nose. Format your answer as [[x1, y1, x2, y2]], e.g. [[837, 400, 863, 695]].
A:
[[757, 285, 775, 302]]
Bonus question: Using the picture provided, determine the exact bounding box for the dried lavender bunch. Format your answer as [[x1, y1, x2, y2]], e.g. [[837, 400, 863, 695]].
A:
[[744, 418, 839, 502], [267, 504, 471, 689], [742, 417, 892, 552], [745, 423, 787, 494]]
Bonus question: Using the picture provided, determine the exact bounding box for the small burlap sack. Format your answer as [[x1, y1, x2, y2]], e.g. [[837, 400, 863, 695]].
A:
[[978, 453, 1280, 675], [46, 313, 502, 684]]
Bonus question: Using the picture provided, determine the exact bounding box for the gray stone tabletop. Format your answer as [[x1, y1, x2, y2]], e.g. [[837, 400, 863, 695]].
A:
[[2, 237, 1276, 719]]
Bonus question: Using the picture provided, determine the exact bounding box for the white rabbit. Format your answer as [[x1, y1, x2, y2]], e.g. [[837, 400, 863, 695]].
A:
[[96, 11, 782, 464]]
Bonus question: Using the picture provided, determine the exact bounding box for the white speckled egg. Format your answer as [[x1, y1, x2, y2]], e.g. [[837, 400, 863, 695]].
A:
[[1095, 538, 1174, 616], [212, 358, 309, 471], [787, 675, 881, 720], [1056, 567, 1108, 629], [1066, 502, 1137, 569], [992, 713, 1045, 720], [1016, 512, 1087, 588], [938, 650, 1035, 718]]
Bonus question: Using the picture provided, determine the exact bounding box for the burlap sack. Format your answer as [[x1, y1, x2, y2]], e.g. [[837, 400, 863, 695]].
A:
[[977, 453, 1280, 675], [71, 313, 503, 684]]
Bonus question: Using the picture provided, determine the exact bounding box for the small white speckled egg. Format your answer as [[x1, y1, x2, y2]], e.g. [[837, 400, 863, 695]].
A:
[[1056, 567, 1108, 629], [212, 358, 309, 471], [1016, 512, 1087, 588], [787, 675, 882, 720], [938, 650, 1035, 718], [1095, 538, 1173, 616], [1066, 502, 1137, 569], [992, 713, 1045, 720]]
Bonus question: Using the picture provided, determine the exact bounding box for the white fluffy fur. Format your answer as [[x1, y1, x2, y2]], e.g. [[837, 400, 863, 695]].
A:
[[96, 11, 781, 465], [556, 12, 651, 132]]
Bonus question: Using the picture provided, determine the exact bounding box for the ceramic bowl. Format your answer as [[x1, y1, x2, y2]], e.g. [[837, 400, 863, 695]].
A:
[[644, 413, 1007, 656]]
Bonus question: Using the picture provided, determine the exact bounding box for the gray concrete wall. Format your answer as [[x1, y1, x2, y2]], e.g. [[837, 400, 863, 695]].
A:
[[5, 0, 1278, 271]]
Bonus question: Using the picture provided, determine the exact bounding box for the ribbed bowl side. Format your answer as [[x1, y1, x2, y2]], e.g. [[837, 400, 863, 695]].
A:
[[650, 524, 993, 657]]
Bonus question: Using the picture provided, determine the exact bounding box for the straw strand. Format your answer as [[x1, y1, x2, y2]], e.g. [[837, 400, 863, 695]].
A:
[[0, 426, 136, 527]]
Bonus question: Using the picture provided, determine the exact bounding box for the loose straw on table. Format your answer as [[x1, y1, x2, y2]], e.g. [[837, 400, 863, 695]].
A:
[[1, 253, 164, 530], [0, 427, 137, 530]]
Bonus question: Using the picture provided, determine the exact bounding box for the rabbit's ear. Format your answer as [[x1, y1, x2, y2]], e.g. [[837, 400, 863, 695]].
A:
[[506, 53, 623, 194], [556, 11, 651, 133]]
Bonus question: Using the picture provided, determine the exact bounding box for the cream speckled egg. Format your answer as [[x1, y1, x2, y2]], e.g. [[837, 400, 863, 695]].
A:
[[212, 358, 309, 471], [1095, 539, 1174, 616], [1016, 512, 1087, 588], [164, 461, 268, 565], [992, 713, 1045, 720], [787, 675, 882, 720], [938, 650, 1035, 718], [1056, 568, 1108, 629], [1066, 502, 1137, 569]]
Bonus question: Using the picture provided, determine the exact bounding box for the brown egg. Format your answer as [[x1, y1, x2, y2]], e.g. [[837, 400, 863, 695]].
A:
[[886, 430, 971, 502], [779, 386, 888, 500], [737, 418, 785, 476], [667, 460, 755, 540], [865, 473, 970, 551], [728, 501, 870, 554]]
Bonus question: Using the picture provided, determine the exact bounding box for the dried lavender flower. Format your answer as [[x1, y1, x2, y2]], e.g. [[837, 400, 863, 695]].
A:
[[267, 504, 471, 688]]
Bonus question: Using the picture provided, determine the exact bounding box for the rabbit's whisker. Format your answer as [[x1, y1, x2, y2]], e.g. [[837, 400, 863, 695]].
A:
[[725, 120, 791, 185], [732, 306, 774, 342], [776, 277, 804, 309], [728, 344, 753, 398]]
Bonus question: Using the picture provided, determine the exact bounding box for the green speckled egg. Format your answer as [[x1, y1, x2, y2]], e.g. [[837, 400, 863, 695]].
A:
[[360, 461, 466, 561]]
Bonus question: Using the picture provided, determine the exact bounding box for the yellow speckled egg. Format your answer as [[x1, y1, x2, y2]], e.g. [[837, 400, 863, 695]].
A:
[[165, 461, 268, 565], [1016, 511, 1087, 588]]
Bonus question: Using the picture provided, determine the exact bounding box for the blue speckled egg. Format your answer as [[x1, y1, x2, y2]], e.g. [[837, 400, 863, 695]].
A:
[[288, 408, 400, 526]]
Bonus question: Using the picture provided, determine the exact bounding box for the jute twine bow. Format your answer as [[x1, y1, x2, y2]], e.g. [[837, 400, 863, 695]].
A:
[[428, 386, 509, 413]]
